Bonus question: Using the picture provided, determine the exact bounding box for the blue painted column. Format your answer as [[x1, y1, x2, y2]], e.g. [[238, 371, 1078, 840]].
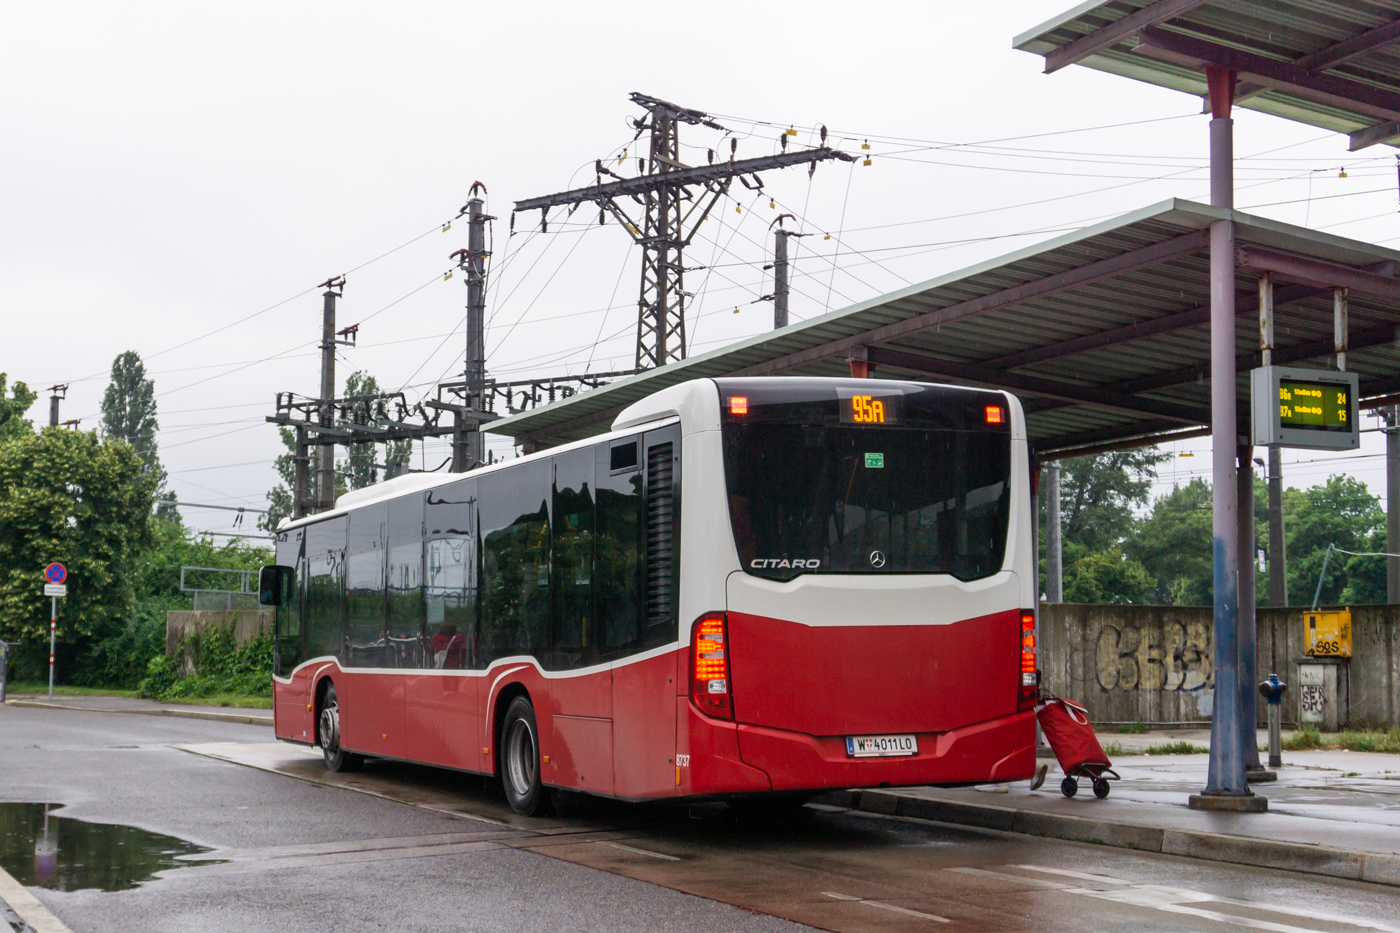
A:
[[1194, 65, 1260, 808]]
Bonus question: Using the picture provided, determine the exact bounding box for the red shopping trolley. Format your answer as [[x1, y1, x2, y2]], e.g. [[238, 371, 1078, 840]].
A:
[[1036, 697, 1119, 799]]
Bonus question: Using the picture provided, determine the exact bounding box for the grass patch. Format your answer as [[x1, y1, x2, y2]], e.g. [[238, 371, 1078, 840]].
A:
[[163, 694, 273, 709], [1283, 724, 1324, 750], [1100, 741, 1140, 757], [1143, 741, 1209, 755], [1336, 727, 1400, 754], [2, 684, 139, 698], [1116, 723, 1148, 734]]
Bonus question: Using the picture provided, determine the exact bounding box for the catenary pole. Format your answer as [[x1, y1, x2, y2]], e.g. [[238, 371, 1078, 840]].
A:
[[317, 278, 344, 512]]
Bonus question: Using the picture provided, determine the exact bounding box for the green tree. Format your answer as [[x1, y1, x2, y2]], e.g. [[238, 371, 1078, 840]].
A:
[[1127, 478, 1214, 606], [100, 350, 162, 483], [1045, 449, 1165, 603], [1062, 548, 1156, 604], [0, 427, 158, 681], [1286, 475, 1385, 606], [0, 374, 37, 440], [340, 370, 412, 491]]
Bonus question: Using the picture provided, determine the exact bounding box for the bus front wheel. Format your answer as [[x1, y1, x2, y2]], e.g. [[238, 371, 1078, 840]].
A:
[[500, 696, 545, 816], [318, 682, 364, 773]]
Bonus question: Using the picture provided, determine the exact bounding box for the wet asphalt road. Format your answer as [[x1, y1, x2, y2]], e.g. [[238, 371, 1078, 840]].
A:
[[3, 703, 1399, 933]]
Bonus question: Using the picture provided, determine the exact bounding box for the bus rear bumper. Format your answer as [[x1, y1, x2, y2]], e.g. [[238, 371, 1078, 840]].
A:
[[733, 709, 1037, 792]]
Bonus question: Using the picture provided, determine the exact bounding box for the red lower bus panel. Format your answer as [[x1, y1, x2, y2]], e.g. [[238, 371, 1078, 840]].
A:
[[735, 709, 1036, 791], [552, 716, 614, 795], [612, 650, 681, 798], [338, 671, 407, 760], [676, 696, 772, 796], [726, 609, 1022, 738], [404, 674, 480, 771], [274, 671, 315, 744]]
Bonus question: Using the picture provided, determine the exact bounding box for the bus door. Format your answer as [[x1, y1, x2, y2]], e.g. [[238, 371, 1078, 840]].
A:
[[609, 426, 681, 798]]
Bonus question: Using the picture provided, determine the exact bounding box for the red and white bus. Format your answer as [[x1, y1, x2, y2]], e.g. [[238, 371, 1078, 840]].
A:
[[261, 377, 1038, 815]]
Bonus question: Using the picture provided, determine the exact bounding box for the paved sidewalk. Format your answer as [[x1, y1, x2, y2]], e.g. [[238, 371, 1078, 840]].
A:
[[2, 694, 272, 726], [823, 743, 1400, 887]]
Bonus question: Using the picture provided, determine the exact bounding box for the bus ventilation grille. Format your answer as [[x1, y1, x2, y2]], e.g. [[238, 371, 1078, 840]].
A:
[[646, 442, 674, 626]]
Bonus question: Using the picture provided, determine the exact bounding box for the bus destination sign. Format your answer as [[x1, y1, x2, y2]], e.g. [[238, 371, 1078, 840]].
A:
[[837, 390, 902, 425], [1251, 365, 1359, 451]]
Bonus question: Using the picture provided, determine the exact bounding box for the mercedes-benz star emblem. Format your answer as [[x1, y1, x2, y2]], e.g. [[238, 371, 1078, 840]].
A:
[[869, 550, 886, 568]]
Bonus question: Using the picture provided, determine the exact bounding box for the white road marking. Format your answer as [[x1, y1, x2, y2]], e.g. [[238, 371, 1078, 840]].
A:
[[822, 892, 950, 923], [595, 841, 681, 861], [1011, 864, 1400, 933], [944, 867, 1071, 890]]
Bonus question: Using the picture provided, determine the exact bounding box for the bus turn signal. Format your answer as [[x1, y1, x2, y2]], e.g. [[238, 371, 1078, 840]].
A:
[[1019, 611, 1038, 711], [692, 613, 733, 719]]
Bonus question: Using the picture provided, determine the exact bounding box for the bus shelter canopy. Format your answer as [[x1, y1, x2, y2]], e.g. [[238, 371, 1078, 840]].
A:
[[1014, 0, 1400, 152], [485, 199, 1400, 460]]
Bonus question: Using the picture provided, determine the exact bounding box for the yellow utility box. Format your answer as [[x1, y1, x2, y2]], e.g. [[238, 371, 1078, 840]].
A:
[[1304, 608, 1352, 658]]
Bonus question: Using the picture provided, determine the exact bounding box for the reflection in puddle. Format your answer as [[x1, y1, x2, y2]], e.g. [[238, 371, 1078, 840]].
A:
[[0, 802, 219, 892]]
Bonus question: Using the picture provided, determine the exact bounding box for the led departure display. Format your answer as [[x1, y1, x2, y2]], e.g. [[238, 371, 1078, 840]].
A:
[[1279, 380, 1350, 431]]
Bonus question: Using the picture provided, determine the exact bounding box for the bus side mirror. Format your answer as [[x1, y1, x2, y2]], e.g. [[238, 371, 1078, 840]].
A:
[[259, 565, 285, 606]]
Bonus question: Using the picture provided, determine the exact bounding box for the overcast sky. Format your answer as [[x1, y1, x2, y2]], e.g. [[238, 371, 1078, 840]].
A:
[[3, 2, 1396, 540]]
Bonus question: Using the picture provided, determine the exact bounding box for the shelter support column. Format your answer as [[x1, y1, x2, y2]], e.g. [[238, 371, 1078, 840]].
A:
[[1045, 461, 1063, 602], [1193, 65, 1262, 809], [1388, 406, 1400, 603]]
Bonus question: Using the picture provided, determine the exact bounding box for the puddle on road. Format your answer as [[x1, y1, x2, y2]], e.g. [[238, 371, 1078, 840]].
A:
[[0, 802, 219, 892]]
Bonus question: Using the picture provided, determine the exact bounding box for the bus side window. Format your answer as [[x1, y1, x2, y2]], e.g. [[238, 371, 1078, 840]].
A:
[[273, 529, 304, 675], [304, 517, 347, 662], [549, 448, 595, 671], [597, 438, 643, 655], [425, 479, 477, 670], [479, 461, 551, 666], [345, 504, 387, 668], [387, 493, 426, 670]]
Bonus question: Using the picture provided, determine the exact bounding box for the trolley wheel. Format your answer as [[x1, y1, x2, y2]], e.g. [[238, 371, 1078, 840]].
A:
[[1060, 776, 1078, 798], [318, 682, 363, 773], [1093, 778, 1111, 799], [500, 696, 546, 816]]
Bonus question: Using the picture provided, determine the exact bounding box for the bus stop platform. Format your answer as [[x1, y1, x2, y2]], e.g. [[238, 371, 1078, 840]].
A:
[[819, 748, 1400, 887]]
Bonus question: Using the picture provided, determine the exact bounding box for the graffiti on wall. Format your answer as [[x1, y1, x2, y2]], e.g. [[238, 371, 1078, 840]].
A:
[[1095, 621, 1212, 692]]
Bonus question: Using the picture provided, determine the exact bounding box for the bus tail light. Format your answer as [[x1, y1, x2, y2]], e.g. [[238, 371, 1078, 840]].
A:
[[1019, 611, 1039, 711], [692, 612, 733, 719]]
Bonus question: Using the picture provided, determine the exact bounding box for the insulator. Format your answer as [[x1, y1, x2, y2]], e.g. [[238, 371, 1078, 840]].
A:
[[599, 210, 605, 225], [819, 124, 828, 144], [509, 212, 516, 233], [707, 149, 714, 164], [780, 134, 787, 152], [639, 158, 646, 173], [731, 138, 737, 157]]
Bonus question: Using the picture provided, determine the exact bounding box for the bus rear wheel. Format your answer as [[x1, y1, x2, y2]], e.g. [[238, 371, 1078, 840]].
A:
[[500, 696, 546, 816], [318, 682, 363, 773]]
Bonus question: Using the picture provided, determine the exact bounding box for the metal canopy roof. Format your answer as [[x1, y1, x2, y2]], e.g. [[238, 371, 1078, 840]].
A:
[[1014, 0, 1400, 151], [486, 198, 1400, 459]]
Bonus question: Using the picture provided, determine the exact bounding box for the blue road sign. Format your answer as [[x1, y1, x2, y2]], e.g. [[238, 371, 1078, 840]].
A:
[[44, 563, 66, 585]]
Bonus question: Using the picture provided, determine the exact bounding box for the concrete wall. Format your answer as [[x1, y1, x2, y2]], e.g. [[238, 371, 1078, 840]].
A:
[[165, 610, 272, 676], [1040, 603, 1400, 729]]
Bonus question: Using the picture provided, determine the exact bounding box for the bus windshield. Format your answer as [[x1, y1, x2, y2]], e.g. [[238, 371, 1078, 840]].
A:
[[717, 378, 1012, 582]]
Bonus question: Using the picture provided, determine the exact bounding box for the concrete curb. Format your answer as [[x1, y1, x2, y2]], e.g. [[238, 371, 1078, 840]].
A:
[[4, 699, 272, 726], [815, 789, 1400, 888], [0, 862, 73, 933]]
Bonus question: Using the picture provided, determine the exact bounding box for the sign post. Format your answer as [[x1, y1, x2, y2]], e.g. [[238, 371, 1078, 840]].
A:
[[42, 563, 66, 700]]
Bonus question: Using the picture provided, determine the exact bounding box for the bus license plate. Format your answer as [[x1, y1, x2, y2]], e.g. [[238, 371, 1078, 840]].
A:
[[846, 734, 917, 758]]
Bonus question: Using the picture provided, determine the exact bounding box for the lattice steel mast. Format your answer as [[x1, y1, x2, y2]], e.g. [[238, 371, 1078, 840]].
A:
[[515, 93, 851, 369]]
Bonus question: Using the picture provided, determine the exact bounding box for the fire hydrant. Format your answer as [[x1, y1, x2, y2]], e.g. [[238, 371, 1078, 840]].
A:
[[1258, 674, 1288, 769]]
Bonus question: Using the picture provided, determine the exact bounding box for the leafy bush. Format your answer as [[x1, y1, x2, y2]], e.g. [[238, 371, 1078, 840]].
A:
[[139, 625, 271, 701]]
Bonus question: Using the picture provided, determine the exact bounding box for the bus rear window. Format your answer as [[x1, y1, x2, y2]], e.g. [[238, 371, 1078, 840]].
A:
[[718, 379, 1012, 582]]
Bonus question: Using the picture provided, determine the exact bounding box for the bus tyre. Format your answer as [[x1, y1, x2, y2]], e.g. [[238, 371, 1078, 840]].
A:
[[319, 683, 363, 773], [500, 696, 545, 816]]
